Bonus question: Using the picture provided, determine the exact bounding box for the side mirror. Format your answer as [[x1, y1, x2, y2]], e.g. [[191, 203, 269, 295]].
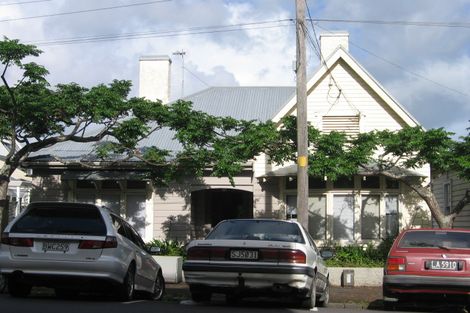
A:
[[320, 249, 335, 260], [149, 246, 161, 255]]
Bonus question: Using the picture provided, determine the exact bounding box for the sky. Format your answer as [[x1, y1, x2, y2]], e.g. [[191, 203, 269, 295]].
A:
[[1, 0, 469, 137]]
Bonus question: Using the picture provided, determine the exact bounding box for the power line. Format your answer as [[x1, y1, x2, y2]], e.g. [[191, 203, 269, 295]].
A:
[[315, 24, 470, 98], [0, 0, 50, 6], [0, 0, 171, 23], [25, 19, 294, 46], [309, 18, 470, 29], [183, 66, 211, 88]]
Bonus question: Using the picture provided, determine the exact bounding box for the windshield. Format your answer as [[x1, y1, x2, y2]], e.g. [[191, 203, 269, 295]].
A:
[[11, 205, 106, 236], [206, 220, 305, 243], [399, 230, 470, 249]]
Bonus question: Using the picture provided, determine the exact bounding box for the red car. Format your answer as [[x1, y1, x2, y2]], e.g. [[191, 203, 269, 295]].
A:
[[383, 228, 470, 309]]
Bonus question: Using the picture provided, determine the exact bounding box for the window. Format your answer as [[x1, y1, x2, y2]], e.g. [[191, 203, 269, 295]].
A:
[[444, 182, 452, 215], [333, 177, 354, 189], [76, 180, 94, 189], [385, 195, 399, 238], [101, 193, 121, 215], [308, 195, 326, 240], [361, 176, 380, 189], [333, 195, 354, 241], [385, 178, 399, 189], [286, 195, 297, 219], [127, 180, 147, 189], [285, 177, 326, 190], [12, 204, 106, 236], [102, 180, 120, 189], [361, 195, 380, 239]]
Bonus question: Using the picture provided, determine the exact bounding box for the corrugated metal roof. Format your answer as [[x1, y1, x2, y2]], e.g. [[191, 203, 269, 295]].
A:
[[181, 87, 295, 121], [28, 86, 295, 162]]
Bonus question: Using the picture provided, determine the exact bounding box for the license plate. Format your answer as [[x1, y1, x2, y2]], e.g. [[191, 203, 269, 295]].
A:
[[428, 260, 460, 271], [42, 241, 70, 253], [230, 249, 258, 260]]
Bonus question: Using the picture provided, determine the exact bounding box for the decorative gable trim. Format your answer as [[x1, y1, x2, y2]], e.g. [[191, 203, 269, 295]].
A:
[[272, 47, 420, 129]]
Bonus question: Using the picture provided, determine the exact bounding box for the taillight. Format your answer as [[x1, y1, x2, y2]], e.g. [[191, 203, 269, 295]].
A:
[[79, 236, 117, 249], [278, 249, 306, 264], [1, 233, 33, 247], [386, 257, 406, 272], [187, 247, 211, 260]]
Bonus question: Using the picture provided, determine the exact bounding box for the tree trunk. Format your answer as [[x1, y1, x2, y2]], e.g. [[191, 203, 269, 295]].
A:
[[0, 179, 9, 232], [399, 178, 453, 228], [0, 162, 14, 232]]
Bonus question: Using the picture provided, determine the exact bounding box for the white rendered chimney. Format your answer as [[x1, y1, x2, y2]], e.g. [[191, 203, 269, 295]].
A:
[[319, 32, 349, 61], [139, 55, 171, 103]]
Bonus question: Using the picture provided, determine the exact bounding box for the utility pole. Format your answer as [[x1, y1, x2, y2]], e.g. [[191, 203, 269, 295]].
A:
[[295, 0, 309, 230], [172, 50, 186, 98]]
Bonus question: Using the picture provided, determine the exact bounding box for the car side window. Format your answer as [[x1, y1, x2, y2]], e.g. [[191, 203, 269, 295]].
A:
[[111, 215, 129, 238], [303, 226, 319, 253], [128, 225, 146, 250]]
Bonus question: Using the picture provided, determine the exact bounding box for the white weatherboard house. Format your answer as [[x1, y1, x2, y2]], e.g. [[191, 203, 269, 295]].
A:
[[1, 140, 32, 220], [25, 32, 431, 244], [432, 171, 470, 229]]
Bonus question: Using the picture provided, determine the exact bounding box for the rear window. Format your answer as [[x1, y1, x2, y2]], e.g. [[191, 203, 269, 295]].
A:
[[11, 205, 106, 236], [399, 230, 470, 249], [206, 220, 305, 243]]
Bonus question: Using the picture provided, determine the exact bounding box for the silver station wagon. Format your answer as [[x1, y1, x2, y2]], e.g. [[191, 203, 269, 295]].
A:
[[0, 202, 164, 301], [183, 219, 332, 309]]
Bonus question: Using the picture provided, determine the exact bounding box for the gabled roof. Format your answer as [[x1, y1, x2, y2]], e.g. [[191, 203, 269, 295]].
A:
[[27, 47, 421, 164], [272, 46, 420, 127]]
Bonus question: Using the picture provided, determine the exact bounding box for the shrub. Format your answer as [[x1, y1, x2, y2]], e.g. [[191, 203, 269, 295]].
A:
[[324, 237, 396, 267], [146, 239, 186, 257]]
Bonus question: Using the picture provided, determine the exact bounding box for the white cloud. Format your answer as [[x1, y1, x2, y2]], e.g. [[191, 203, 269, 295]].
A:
[[1, 0, 469, 135]]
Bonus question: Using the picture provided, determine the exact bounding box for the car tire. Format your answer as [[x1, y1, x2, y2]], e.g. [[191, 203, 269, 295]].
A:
[[8, 277, 32, 298], [0, 274, 7, 294], [317, 280, 329, 307], [302, 277, 317, 310], [55, 288, 78, 299], [226, 294, 240, 305], [383, 300, 396, 311], [118, 265, 135, 301], [147, 270, 165, 301], [191, 291, 211, 303]]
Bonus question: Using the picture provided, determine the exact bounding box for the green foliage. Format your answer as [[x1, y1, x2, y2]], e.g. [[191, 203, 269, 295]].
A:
[[146, 239, 186, 257], [453, 127, 470, 181], [324, 238, 395, 267]]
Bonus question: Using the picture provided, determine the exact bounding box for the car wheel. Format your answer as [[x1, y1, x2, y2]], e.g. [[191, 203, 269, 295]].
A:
[[118, 266, 135, 301], [8, 277, 32, 298], [147, 271, 165, 301], [0, 274, 7, 294], [55, 288, 78, 299], [191, 291, 211, 303], [317, 280, 329, 307], [383, 300, 397, 311], [226, 294, 240, 305], [302, 277, 316, 310]]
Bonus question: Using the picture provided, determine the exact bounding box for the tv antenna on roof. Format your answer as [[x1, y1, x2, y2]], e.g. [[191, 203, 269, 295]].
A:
[[173, 50, 186, 98]]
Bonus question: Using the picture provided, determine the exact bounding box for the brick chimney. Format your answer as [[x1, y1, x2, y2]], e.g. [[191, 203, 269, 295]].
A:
[[319, 31, 349, 61], [139, 55, 171, 103]]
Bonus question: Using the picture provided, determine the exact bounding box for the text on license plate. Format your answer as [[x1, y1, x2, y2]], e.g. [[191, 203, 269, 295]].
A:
[[42, 241, 70, 253], [428, 260, 460, 270], [230, 249, 258, 260]]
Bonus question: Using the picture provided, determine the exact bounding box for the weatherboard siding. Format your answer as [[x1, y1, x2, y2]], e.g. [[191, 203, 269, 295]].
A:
[[307, 60, 404, 132], [433, 171, 470, 229]]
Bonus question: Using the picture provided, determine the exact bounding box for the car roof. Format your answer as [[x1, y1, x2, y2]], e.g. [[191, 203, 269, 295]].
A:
[[402, 228, 470, 232]]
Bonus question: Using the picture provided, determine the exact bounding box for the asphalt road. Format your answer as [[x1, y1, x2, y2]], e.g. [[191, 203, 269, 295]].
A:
[[0, 291, 467, 313]]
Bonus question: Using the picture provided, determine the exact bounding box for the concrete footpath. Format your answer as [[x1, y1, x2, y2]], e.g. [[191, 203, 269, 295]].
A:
[[165, 283, 383, 310]]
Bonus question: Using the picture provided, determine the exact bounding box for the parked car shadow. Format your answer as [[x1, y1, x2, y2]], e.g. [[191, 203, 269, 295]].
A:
[[368, 299, 469, 313]]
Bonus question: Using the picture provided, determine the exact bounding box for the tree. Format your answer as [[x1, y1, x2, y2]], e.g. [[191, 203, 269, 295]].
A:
[[267, 116, 470, 228], [0, 38, 277, 230]]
